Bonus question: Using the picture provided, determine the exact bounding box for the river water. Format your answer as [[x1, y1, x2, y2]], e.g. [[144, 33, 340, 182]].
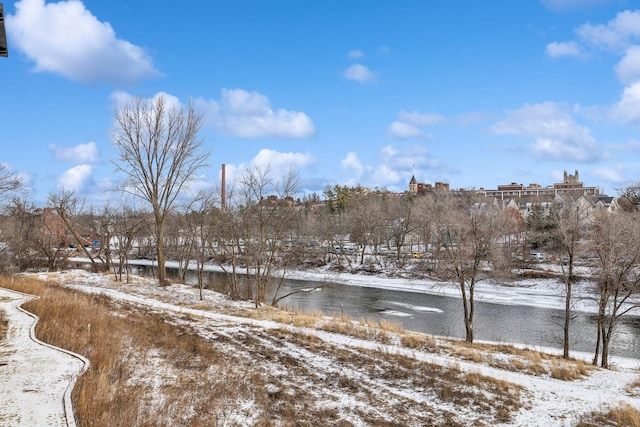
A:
[[159, 266, 640, 359], [273, 278, 640, 359]]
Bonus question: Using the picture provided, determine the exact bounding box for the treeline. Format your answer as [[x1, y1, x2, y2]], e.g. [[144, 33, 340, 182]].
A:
[[1, 94, 639, 369], [2, 174, 640, 368]]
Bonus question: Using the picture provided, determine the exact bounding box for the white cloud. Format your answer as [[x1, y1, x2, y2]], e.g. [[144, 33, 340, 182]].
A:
[[380, 144, 432, 170], [398, 110, 445, 126], [57, 164, 93, 192], [576, 9, 640, 51], [615, 45, 640, 84], [609, 81, 640, 124], [195, 89, 316, 138], [387, 121, 426, 139], [110, 90, 182, 111], [347, 49, 364, 59], [371, 164, 400, 186], [225, 149, 315, 188], [592, 166, 625, 183], [492, 102, 600, 162], [546, 41, 586, 59], [337, 145, 441, 191], [387, 110, 442, 140], [49, 142, 99, 164], [344, 64, 376, 84], [540, 0, 612, 12], [452, 111, 490, 126], [7, 0, 159, 84], [341, 152, 365, 177], [251, 148, 315, 171]]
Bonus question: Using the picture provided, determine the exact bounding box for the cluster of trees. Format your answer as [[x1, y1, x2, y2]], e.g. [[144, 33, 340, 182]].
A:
[[0, 95, 639, 369]]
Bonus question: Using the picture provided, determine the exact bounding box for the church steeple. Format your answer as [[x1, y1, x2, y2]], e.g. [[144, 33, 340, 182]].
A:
[[409, 175, 418, 195]]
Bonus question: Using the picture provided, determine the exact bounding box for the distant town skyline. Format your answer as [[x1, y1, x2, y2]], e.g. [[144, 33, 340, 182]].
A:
[[2, 0, 640, 206]]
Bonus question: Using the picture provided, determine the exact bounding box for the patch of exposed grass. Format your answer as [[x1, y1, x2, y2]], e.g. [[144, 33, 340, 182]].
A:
[[576, 403, 640, 427], [317, 315, 400, 345], [0, 309, 7, 341], [400, 332, 437, 351], [550, 359, 590, 381], [626, 375, 640, 397], [454, 341, 594, 380]]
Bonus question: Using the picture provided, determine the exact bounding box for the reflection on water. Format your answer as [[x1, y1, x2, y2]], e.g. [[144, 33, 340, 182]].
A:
[[163, 266, 640, 359]]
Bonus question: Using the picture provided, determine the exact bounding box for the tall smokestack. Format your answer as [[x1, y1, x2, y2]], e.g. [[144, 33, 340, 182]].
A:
[[221, 163, 226, 211]]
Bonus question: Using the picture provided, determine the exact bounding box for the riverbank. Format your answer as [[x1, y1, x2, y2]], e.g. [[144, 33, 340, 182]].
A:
[[149, 259, 607, 314], [5, 270, 640, 426], [95, 256, 640, 315]]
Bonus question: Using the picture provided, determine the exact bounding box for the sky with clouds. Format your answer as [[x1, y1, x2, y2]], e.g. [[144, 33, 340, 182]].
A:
[[2, 0, 640, 205]]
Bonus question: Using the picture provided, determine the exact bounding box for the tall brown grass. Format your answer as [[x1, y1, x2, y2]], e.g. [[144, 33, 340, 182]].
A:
[[0, 273, 551, 426], [576, 403, 640, 427], [0, 276, 257, 426]]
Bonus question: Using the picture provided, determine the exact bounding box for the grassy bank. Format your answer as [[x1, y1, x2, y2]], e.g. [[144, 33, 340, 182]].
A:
[[1, 272, 638, 426]]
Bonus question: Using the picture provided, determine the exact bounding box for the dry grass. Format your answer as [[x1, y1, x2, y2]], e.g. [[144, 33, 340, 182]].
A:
[[261, 306, 326, 328], [319, 315, 391, 343], [400, 332, 437, 351], [576, 403, 640, 427], [0, 308, 7, 341], [450, 340, 594, 380], [626, 375, 640, 397], [550, 359, 590, 381], [0, 273, 532, 426]]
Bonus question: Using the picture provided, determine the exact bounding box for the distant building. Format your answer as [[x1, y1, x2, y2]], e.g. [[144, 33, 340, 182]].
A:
[[478, 170, 600, 199], [409, 175, 450, 196]]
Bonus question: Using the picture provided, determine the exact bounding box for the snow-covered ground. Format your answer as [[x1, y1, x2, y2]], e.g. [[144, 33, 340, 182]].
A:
[[0, 287, 88, 427], [1, 268, 639, 426]]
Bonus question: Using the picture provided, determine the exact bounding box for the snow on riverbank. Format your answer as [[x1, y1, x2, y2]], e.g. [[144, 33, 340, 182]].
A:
[[15, 269, 640, 426], [80, 257, 638, 316]]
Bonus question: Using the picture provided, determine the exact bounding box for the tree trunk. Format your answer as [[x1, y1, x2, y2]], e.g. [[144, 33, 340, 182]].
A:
[[592, 298, 606, 365], [460, 280, 474, 344], [155, 218, 168, 287], [592, 317, 601, 366], [563, 279, 572, 358], [464, 318, 474, 343], [600, 330, 610, 368]]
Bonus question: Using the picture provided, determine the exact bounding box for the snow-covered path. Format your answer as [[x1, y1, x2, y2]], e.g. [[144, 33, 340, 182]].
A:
[[0, 288, 87, 427]]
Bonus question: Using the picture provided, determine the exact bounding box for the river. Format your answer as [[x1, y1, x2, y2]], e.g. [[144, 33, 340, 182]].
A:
[[273, 278, 640, 359], [154, 264, 640, 359]]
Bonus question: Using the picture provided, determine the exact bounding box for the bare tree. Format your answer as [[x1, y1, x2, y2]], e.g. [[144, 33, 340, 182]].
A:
[[110, 205, 147, 283], [589, 210, 640, 368], [385, 195, 417, 267], [0, 164, 21, 198], [0, 195, 62, 271], [615, 181, 640, 212], [111, 94, 209, 286], [547, 199, 590, 359], [185, 190, 221, 300], [238, 166, 301, 307], [347, 191, 388, 265], [209, 191, 245, 299], [432, 194, 514, 344], [48, 189, 101, 273]]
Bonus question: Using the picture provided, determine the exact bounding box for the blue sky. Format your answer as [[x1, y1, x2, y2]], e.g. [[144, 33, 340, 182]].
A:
[[2, 0, 640, 206]]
